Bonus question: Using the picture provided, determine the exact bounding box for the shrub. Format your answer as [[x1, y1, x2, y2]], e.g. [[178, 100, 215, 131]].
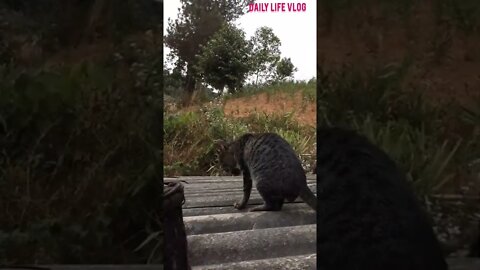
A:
[[163, 104, 316, 176]]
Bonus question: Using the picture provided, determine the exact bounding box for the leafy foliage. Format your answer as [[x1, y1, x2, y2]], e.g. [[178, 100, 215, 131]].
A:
[[165, 1, 301, 99], [195, 23, 251, 93], [192, 24, 298, 93], [165, 0, 250, 100], [275, 57, 297, 82], [248, 26, 282, 84]]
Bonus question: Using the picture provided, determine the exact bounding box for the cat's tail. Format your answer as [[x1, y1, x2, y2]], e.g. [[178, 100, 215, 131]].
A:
[[299, 183, 317, 211]]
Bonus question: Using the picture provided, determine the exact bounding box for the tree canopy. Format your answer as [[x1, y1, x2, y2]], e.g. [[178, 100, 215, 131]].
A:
[[195, 23, 251, 93], [164, 0, 250, 102], [165, 0, 298, 99], [249, 26, 282, 84]]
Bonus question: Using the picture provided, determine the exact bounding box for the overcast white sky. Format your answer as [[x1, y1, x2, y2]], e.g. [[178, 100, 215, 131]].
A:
[[163, 0, 316, 82]]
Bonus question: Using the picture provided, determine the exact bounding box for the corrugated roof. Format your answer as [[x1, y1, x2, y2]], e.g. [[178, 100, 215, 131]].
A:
[[168, 175, 480, 270], [177, 175, 317, 269]]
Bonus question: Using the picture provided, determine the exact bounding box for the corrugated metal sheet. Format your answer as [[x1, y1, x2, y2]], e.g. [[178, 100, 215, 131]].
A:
[[176, 175, 317, 269]]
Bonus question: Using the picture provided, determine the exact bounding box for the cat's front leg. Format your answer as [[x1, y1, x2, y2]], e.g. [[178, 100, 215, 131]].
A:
[[234, 171, 252, 210]]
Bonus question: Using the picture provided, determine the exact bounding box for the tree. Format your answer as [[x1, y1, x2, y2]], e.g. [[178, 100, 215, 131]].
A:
[[275, 57, 297, 82], [248, 26, 281, 85], [163, 66, 185, 97], [195, 23, 251, 93], [164, 0, 250, 105]]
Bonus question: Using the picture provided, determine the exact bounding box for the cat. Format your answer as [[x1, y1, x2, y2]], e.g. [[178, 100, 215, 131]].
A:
[[215, 132, 317, 211], [315, 127, 448, 270]]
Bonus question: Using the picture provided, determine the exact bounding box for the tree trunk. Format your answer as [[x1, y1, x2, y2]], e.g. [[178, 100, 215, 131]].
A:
[[182, 71, 196, 107]]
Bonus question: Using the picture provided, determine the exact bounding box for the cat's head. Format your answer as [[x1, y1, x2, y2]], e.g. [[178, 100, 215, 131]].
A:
[[214, 139, 241, 176]]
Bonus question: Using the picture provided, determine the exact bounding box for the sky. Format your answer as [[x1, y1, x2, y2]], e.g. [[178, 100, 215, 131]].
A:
[[163, 0, 316, 82]]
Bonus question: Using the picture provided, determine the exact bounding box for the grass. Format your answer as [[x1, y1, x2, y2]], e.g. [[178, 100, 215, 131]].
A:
[[165, 58, 479, 199], [321, 0, 480, 32], [225, 79, 316, 102], [317, 0, 480, 198], [0, 61, 163, 264], [2, 0, 479, 263], [163, 104, 317, 177], [318, 61, 479, 197]]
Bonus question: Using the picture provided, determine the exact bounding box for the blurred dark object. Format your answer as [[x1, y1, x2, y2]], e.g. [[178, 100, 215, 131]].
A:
[[163, 182, 191, 270], [468, 222, 479, 257]]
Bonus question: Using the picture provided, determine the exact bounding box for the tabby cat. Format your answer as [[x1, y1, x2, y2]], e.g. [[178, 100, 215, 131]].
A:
[[215, 132, 317, 211], [315, 127, 447, 270]]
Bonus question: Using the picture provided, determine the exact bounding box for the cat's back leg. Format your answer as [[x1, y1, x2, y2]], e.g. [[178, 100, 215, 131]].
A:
[[250, 194, 283, 211], [250, 180, 284, 211]]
